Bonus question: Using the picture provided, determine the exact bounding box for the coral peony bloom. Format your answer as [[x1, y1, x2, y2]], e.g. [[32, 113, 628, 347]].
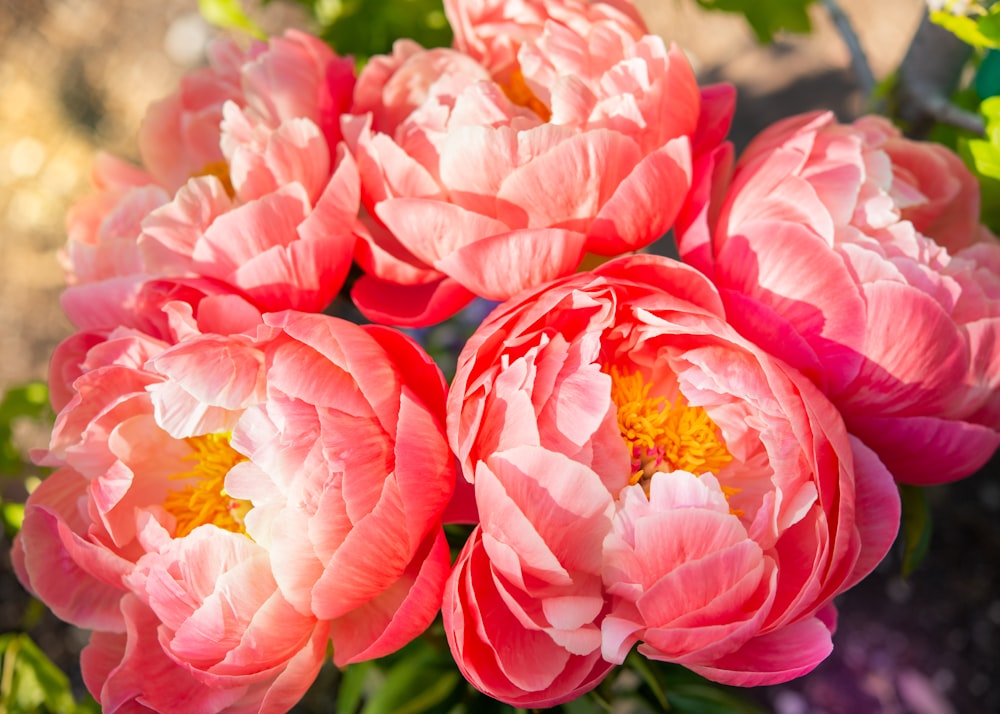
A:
[[445, 0, 648, 82], [443, 254, 899, 704], [677, 110, 1000, 484], [13, 298, 455, 710], [61, 30, 360, 318], [344, 1, 734, 325]]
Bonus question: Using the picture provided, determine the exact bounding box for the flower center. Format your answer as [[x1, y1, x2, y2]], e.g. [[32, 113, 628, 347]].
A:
[[163, 433, 250, 538], [501, 68, 552, 122], [195, 160, 235, 198], [608, 366, 734, 493]]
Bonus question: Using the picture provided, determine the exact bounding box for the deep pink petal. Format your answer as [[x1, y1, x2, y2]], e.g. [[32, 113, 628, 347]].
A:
[[351, 273, 475, 327]]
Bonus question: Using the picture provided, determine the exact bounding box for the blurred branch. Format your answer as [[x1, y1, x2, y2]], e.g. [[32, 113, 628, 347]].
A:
[[821, 0, 876, 98], [894, 12, 984, 137]]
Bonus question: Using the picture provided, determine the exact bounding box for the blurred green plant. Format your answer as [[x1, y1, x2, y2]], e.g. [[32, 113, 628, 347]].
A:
[[271, 0, 452, 60], [321, 633, 769, 714], [199, 0, 451, 60], [694, 0, 816, 43], [931, 2, 1000, 49], [898, 484, 933, 579], [198, 0, 266, 37], [0, 382, 49, 478], [0, 382, 51, 539], [0, 634, 99, 714], [960, 94, 1000, 231]]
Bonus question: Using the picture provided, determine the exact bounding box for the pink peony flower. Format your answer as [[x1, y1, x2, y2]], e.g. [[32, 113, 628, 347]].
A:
[[443, 254, 899, 704], [61, 30, 360, 318], [445, 0, 648, 81], [13, 297, 455, 710], [343, 1, 734, 326], [677, 110, 1000, 484]]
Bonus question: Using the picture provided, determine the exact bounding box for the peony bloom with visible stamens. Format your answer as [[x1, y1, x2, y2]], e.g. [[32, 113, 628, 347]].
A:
[[61, 29, 360, 322], [12, 297, 455, 710], [442, 254, 899, 705], [677, 110, 1000, 485], [343, 0, 734, 325]]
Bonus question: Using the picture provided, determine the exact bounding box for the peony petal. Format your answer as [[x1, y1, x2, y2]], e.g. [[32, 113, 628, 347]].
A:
[[436, 227, 588, 300]]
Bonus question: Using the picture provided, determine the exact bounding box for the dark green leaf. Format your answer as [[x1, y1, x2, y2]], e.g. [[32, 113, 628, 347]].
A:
[[272, 0, 451, 60], [623, 660, 767, 714], [899, 484, 933, 578], [563, 694, 608, 714], [337, 660, 374, 714], [625, 651, 670, 711], [358, 640, 461, 714], [666, 683, 768, 714], [695, 0, 815, 43], [975, 50, 1000, 99]]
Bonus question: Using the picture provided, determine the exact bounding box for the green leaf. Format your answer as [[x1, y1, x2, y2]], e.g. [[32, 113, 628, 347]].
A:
[[1, 500, 25, 538], [958, 94, 1000, 232], [625, 651, 670, 711], [198, 0, 266, 38], [931, 8, 1000, 49], [358, 641, 461, 714], [622, 660, 768, 714], [274, 0, 451, 60], [967, 136, 1000, 179], [899, 484, 933, 578], [563, 695, 608, 714], [975, 50, 1000, 98], [0, 382, 51, 477], [0, 633, 77, 714], [337, 660, 374, 714], [695, 0, 815, 43], [665, 683, 768, 714]]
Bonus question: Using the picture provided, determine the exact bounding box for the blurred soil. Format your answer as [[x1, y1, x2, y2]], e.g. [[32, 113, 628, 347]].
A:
[[0, 0, 997, 712]]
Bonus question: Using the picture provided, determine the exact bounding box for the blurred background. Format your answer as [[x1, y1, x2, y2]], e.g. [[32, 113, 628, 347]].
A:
[[1, 0, 997, 712]]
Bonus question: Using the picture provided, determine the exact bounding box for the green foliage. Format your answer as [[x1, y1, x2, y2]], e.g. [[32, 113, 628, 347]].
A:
[[1, 501, 25, 540], [0, 633, 99, 714], [976, 50, 1000, 98], [694, 0, 816, 43], [960, 94, 1000, 231], [335, 638, 464, 714], [325, 637, 768, 714], [623, 655, 768, 714], [198, 0, 266, 37], [0, 382, 50, 477], [931, 4, 1000, 50], [269, 0, 452, 60], [898, 484, 933, 578], [0, 382, 52, 538]]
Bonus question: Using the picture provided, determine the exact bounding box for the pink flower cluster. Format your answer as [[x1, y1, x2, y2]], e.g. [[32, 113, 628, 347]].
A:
[[12, 0, 1000, 711]]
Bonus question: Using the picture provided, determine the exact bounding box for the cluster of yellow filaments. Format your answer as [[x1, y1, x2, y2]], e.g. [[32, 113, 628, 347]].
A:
[[196, 160, 236, 199], [162, 433, 251, 538], [607, 366, 739, 506], [501, 68, 553, 122]]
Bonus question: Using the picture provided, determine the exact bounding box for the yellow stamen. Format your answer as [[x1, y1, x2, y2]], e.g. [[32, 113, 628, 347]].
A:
[[195, 161, 235, 199], [608, 366, 739, 511], [501, 68, 552, 122], [163, 433, 250, 538]]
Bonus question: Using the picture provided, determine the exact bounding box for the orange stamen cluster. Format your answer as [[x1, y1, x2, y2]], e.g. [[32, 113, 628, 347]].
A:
[[608, 366, 737, 502], [195, 160, 236, 199], [163, 433, 251, 538], [501, 68, 552, 122]]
